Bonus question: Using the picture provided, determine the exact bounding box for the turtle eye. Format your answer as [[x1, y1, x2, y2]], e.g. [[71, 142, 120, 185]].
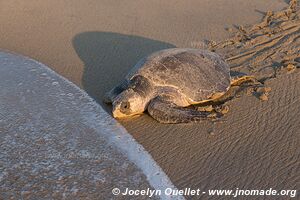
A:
[[120, 101, 130, 110]]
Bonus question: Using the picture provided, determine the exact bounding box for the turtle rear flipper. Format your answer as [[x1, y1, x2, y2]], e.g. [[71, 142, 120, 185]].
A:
[[230, 75, 262, 86], [148, 97, 213, 124]]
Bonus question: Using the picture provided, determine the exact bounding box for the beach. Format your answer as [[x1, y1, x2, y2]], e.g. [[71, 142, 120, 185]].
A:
[[1, 0, 299, 199]]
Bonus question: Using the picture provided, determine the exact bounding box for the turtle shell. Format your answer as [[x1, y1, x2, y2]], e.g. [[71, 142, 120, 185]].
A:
[[126, 48, 231, 102]]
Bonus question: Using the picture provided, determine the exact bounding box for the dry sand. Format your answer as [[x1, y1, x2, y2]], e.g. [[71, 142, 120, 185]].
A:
[[1, 0, 299, 199]]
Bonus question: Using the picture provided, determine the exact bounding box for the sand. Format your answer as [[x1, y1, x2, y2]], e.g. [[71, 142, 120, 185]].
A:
[[1, 0, 299, 199]]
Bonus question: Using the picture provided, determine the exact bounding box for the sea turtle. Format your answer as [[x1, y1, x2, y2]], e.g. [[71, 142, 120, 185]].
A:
[[104, 48, 258, 123]]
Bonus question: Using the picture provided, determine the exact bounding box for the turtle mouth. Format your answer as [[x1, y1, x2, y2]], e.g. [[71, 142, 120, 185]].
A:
[[112, 109, 127, 118], [112, 108, 141, 119]]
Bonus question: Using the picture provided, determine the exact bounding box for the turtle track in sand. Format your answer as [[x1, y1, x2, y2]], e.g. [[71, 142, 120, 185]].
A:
[[192, 0, 300, 108], [209, 0, 299, 82]]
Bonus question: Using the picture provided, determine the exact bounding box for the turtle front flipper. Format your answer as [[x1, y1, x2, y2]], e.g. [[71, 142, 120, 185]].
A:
[[148, 97, 213, 124], [103, 80, 128, 103]]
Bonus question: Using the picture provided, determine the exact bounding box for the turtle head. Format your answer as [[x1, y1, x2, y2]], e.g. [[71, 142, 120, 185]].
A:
[[112, 88, 146, 118], [112, 76, 153, 119]]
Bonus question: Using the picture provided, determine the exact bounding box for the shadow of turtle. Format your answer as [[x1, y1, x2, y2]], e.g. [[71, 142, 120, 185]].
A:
[[72, 31, 175, 112]]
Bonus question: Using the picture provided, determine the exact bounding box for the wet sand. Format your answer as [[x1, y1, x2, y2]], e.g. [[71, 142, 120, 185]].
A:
[[1, 0, 299, 199]]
